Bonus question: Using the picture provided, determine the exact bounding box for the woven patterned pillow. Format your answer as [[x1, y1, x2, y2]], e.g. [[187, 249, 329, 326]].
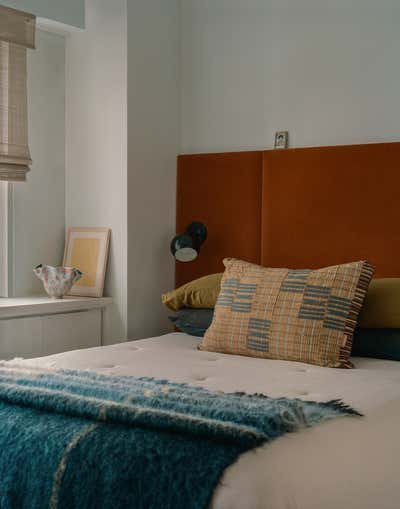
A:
[[199, 258, 374, 368]]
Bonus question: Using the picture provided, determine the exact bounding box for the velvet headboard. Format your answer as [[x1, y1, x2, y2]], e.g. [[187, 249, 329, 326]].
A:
[[176, 151, 262, 287], [261, 143, 400, 277], [176, 142, 400, 287]]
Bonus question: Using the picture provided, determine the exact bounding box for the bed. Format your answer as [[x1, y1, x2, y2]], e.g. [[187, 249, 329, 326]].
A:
[[22, 333, 400, 509], [4, 141, 400, 508]]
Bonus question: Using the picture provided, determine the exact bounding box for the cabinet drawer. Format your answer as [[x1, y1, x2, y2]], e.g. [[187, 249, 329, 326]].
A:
[[42, 309, 102, 355]]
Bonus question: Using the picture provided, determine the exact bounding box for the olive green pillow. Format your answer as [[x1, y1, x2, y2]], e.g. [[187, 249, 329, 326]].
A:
[[163, 274, 400, 329], [162, 273, 223, 311], [358, 278, 400, 328]]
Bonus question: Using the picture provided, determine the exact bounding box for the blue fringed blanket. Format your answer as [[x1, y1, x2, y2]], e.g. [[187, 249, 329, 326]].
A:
[[0, 364, 360, 509]]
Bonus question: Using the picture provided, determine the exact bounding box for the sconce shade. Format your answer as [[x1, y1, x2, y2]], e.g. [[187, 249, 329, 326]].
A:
[[171, 222, 207, 262]]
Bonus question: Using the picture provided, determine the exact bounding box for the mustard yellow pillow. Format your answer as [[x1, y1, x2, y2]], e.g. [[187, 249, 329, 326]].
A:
[[199, 258, 374, 368], [162, 273, 223, 311], [358, 278, 400, 328]]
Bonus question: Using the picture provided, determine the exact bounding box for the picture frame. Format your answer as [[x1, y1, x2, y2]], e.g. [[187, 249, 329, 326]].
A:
[[274, 131, 289, 149], [63, 227, 111, 297]]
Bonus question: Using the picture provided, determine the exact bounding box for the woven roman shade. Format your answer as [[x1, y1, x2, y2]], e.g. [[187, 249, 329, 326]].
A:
[[0, 6, 35, 183]]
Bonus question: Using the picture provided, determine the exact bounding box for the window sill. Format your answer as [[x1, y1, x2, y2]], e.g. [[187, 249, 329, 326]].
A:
[[0, 295, 113, 320]]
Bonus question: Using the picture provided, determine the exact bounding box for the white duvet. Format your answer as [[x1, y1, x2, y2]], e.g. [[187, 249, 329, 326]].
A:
[[24, 332, 400, 509]]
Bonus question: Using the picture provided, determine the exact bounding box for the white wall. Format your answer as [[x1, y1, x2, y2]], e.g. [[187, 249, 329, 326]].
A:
[[127, 0, 180, 339], [15, 1, 400, 343], [181, 0, 400, 153], [66, 0, 128, 343], [65, 0, 180, 343], [0, 0, 85, 28], [13, 29, 65, 296]]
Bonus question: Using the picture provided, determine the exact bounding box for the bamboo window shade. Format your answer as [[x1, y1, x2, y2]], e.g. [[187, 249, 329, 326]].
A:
[[0, 6, 35, 182]]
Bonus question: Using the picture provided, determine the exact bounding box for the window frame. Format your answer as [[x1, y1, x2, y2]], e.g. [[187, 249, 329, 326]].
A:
[[0, 182, 11, 297]]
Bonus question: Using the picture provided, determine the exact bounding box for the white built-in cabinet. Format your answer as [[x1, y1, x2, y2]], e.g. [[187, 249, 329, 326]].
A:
[[0, 297, 112, 360]]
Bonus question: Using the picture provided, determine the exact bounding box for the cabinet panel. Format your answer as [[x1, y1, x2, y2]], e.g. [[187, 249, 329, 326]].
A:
[[42, 309, 101, 355], [0, 309, 102, 360], [0, 317, 43, 359]]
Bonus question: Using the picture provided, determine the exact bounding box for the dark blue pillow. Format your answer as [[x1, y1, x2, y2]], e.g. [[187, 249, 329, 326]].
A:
[[170, 311, 400, 359], [169, 308, 214, 337], [352, 328, 400, 360]]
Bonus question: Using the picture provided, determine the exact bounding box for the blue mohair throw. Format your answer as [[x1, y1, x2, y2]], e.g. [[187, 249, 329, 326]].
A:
[[0, 363, 360, 509]]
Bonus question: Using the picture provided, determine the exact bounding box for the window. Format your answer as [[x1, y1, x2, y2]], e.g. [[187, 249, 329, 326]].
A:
[[0, 6, 35, 183], [0, 7, 36, 296], [0, 181, 9, 296]]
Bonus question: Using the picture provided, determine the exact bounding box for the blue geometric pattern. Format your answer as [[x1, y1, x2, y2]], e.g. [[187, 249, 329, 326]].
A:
[[217, 279, 257, 313], [247, 318, 271, 352], [281, 270, 311, 293], [231, 283, 257, 313], [298, 285, 331, 321], [216, 278, 239, 309], [218, 272, 353, 338], [323, 295, 352, 332]]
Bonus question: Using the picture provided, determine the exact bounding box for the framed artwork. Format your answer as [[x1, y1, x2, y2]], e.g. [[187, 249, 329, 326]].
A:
[[63, 227, 111, 297], [274, 131, 289, 149]]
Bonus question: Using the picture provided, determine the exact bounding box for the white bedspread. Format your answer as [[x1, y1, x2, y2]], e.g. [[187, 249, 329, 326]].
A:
[[23, 333, 400, 509]]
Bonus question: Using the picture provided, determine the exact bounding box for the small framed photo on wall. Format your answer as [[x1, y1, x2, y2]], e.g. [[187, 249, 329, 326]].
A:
[[274, 131, 289, 149], [63, 227, 111, 297]]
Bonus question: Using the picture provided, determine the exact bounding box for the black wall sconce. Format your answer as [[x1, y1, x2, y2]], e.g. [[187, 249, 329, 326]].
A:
[[170, 221, 207, 262]]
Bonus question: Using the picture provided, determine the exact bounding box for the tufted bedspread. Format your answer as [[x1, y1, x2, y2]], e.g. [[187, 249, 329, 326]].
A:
[[22, 332, 400, 509]]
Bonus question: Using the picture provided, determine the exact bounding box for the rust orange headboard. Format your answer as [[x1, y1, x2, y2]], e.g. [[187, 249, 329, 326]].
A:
[[261, 143, 400, 277], [176, 151, 262, 287], [176, 142, 400, 287]]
